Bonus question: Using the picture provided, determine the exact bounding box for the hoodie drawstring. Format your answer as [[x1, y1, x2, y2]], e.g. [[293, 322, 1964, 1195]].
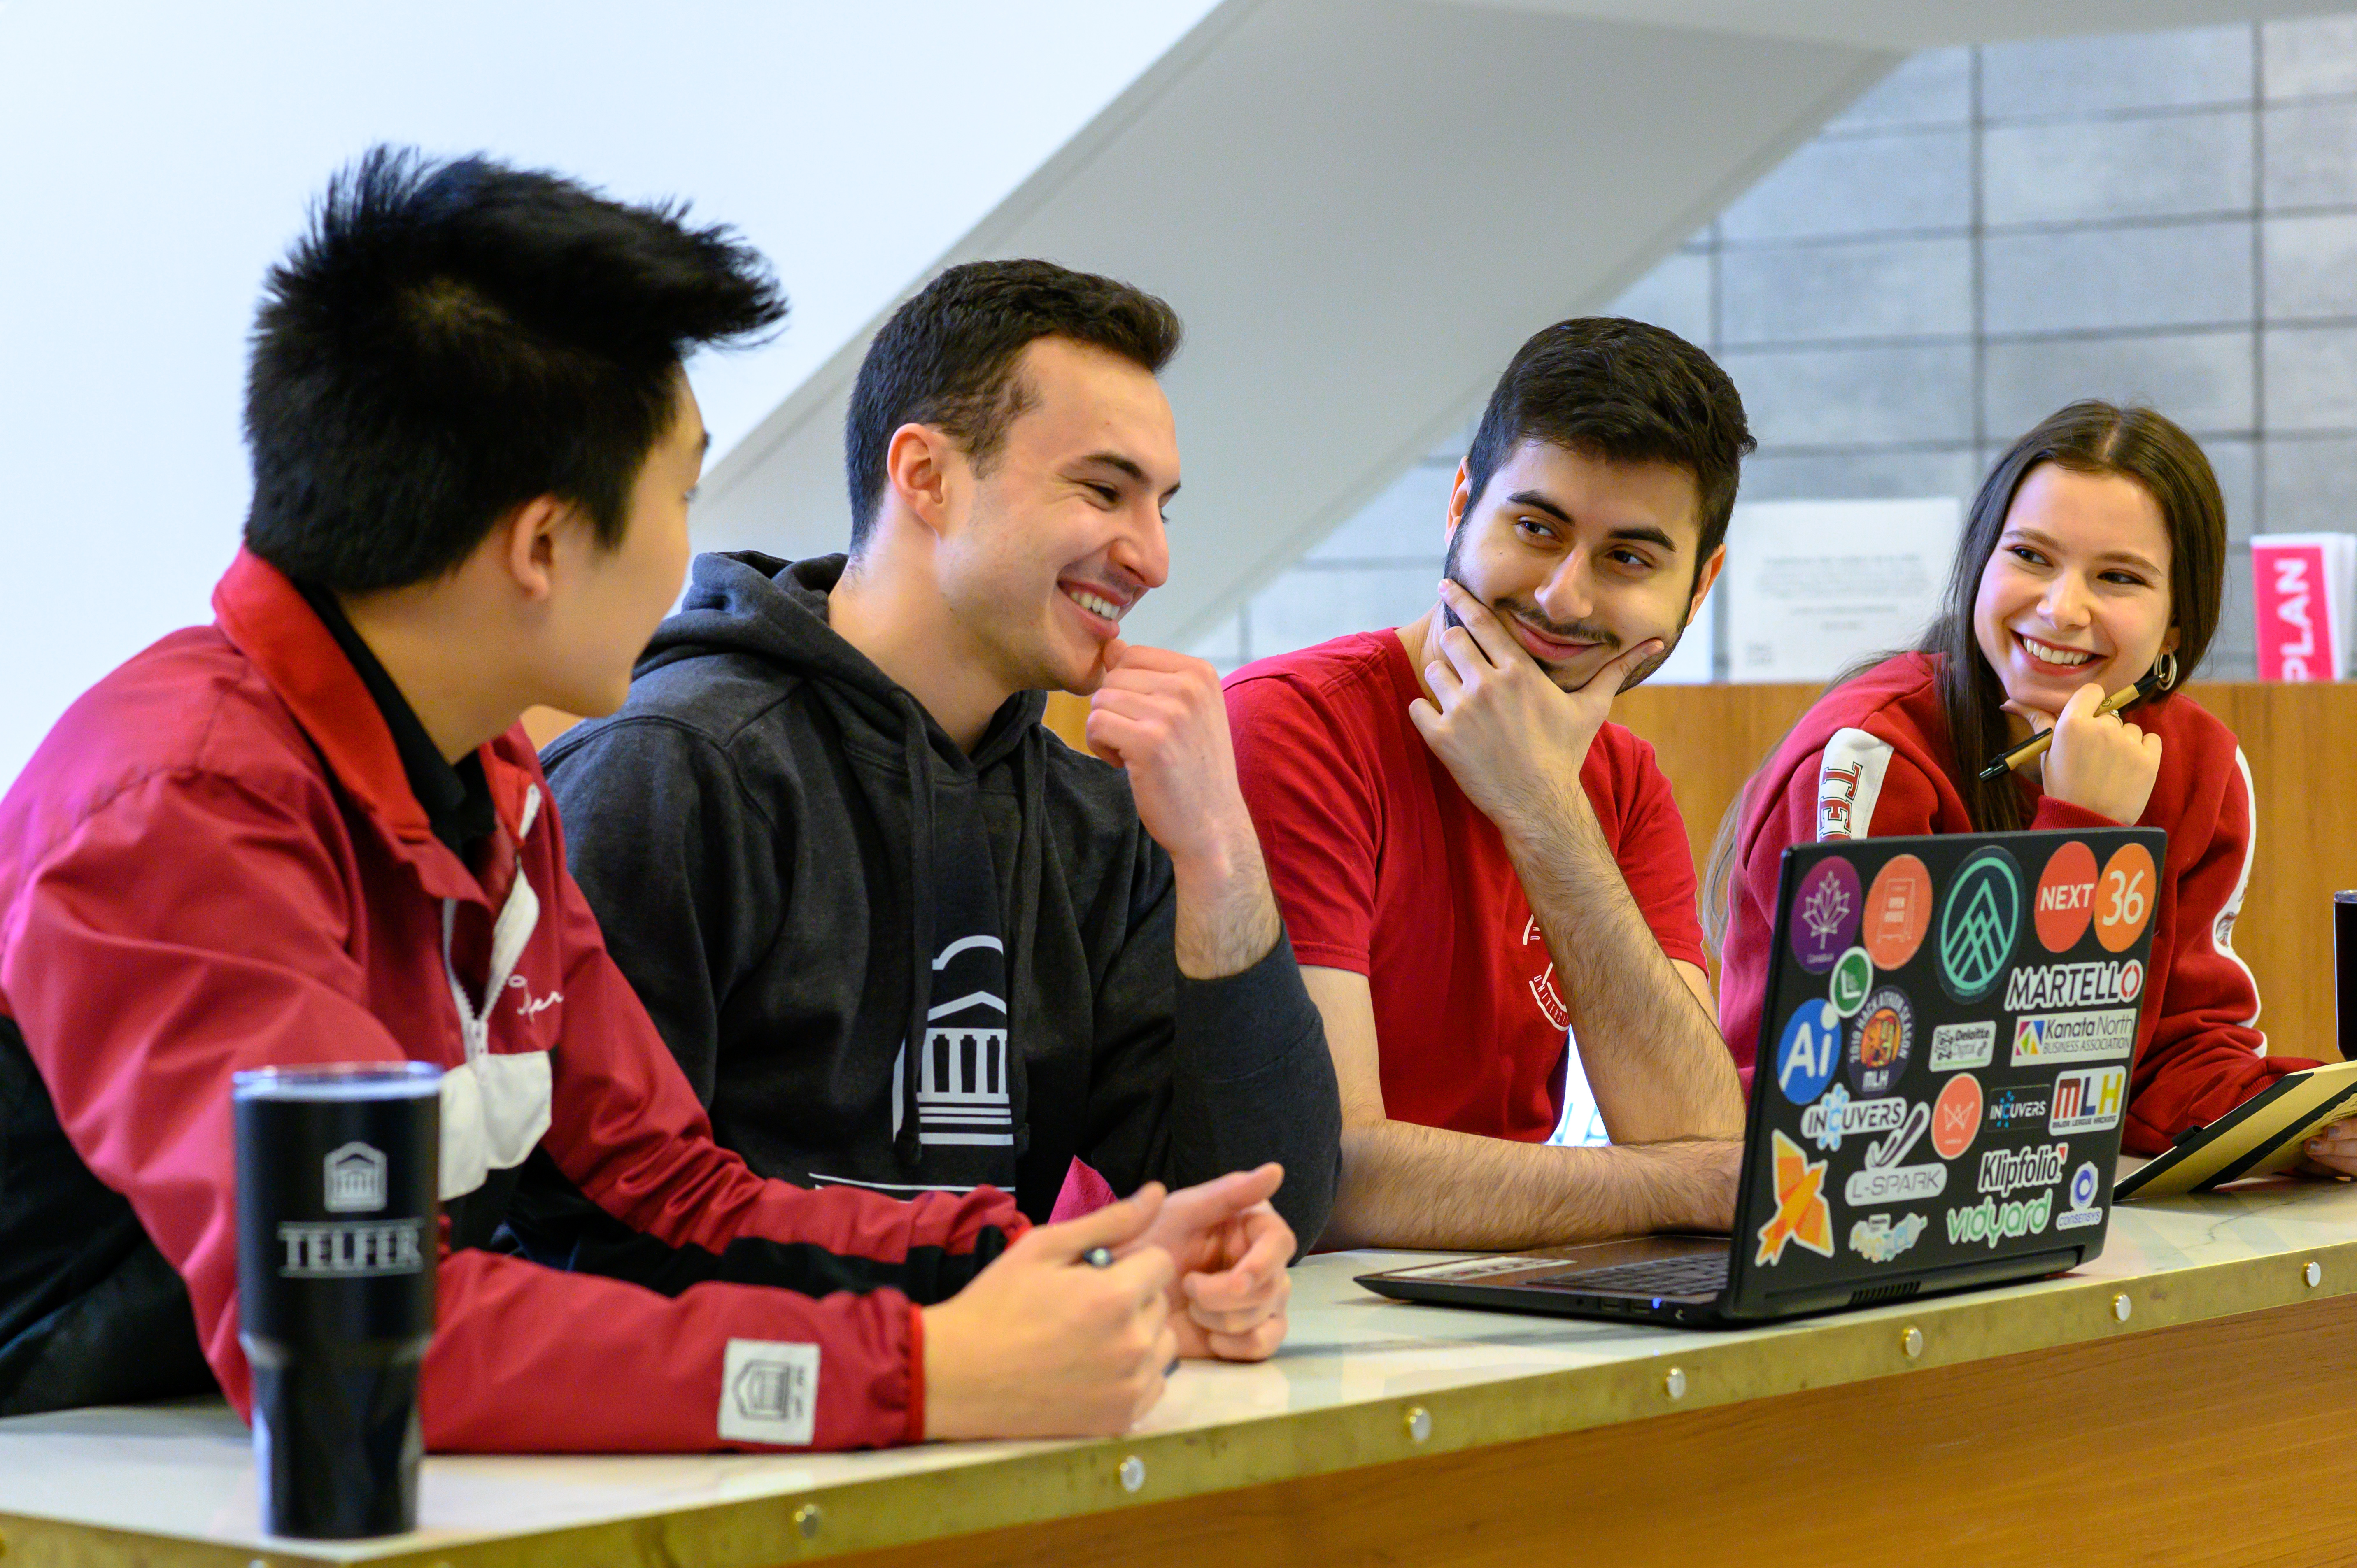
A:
[[895, 693, 936, 1167]]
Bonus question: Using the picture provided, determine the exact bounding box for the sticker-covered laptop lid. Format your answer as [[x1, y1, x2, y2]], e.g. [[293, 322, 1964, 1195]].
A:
[[1727, 829, 2164, 1315]]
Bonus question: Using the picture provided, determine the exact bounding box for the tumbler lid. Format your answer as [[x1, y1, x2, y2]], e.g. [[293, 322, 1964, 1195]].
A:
[[233, 1062, 442, 1101]]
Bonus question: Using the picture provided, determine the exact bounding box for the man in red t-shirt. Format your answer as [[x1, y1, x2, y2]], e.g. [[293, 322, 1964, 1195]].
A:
[[1226, 318, 1752, 1249]]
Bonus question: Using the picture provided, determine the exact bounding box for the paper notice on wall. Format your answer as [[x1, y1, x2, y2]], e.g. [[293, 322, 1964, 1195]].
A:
[[1722, 498, 1963, 684], [2251, 533, 2355, 682]]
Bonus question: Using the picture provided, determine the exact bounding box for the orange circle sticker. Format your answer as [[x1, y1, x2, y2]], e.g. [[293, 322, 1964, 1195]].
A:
[[2034, 841, 2099, 953], [2094, 842, 2158, 953], [1863, 854, 1932, 970]]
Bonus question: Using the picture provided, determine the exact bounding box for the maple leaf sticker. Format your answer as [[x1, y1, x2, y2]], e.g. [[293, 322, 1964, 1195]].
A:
[[1801, 877, 1851, 944]]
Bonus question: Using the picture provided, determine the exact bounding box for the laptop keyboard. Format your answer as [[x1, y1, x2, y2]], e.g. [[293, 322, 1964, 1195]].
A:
[[1523, 1253, 1730, 1298]]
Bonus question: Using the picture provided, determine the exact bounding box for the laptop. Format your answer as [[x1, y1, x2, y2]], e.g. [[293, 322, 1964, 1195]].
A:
[[1359, 828, 2162, 1326]]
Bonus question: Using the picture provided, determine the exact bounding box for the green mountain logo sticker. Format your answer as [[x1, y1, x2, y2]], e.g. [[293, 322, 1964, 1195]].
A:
[[1938, 847, 2021, 1003]]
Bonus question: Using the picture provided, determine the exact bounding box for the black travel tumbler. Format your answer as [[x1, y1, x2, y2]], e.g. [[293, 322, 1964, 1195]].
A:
[[2340, 892, 2357, 1062], [234, 1063, 440, 1538]]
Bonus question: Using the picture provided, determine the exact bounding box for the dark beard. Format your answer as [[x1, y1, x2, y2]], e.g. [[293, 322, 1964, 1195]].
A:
[[1438, 529, 1682, 693]]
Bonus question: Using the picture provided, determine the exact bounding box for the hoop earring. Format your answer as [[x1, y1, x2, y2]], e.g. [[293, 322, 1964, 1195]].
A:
[[2153, 650, 2179, 691]]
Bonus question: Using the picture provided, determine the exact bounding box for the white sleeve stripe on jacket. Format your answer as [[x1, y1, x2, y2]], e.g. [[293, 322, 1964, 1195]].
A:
[[1817, 728, 1894, 842], [2220, 747, 2266, 1047]]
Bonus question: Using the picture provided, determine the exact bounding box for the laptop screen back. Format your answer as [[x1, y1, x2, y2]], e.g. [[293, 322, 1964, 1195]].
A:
[[1722, 828, 2163, 1317]]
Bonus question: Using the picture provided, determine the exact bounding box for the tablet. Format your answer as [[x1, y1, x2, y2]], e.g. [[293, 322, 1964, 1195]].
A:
[[2114, 1060, 2357, 1200]]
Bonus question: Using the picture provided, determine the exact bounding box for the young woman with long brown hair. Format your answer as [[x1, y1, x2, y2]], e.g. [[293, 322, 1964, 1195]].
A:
[[1711, 401, 2329, 1158]]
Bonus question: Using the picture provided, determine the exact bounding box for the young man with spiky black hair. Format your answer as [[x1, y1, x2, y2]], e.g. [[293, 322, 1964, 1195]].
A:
[[526, 260, 1338, 1352], [0, 149, 1277, 1450]]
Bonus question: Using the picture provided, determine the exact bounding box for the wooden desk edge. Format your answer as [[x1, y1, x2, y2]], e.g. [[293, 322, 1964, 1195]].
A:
[[7, 1229, 2355, 1568]]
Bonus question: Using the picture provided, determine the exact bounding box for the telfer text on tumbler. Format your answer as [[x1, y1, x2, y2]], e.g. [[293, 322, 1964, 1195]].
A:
[[234, 1063, 440, 1539]]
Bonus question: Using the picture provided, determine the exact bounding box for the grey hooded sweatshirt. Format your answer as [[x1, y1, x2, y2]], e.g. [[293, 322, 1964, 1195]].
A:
[[508, 552, 1339, 1268]]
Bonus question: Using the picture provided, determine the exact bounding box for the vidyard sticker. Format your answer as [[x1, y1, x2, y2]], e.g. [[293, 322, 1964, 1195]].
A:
[[1849, 1212, 1928, 1264], [1828, 947, 1874, 1018], [1928, 1021, 1995, 1072], [1846, 988, 1914, 1097], [2057, 1160, 2105, 1231], [1944, 1191, 2054, 1250], [1774, 998, 1843, 1105], [1938, 846, 2022, 1003], [1798, 1083, 1910, 1154]]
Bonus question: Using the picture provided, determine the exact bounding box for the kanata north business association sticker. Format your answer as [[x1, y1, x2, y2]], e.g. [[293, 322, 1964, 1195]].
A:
[[1846, 987, 1914, 1097], [1774, 998, 1843, 1105], [1863, 853, 1932, 970], [1790, 856, 1862, 975], [1938, 846, 2022, 1003]]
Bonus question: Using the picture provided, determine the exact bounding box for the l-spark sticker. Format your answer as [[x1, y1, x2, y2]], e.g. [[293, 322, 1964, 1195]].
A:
[[2010, 1008, 2139, 1065], [1845, 1162, 1947, 1205], [1865, 1101, 1931, 1168]]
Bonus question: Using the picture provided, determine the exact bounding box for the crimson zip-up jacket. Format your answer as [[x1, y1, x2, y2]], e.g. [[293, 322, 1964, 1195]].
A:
[[1719, 651, 2308, 1156], [0, 550, 1026, 1450]]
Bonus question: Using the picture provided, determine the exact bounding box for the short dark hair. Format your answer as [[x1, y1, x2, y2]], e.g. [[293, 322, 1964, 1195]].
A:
[[242, 145, 786, 592], [843, 259, 1182, 547], [1461, 317, 1754, 570]]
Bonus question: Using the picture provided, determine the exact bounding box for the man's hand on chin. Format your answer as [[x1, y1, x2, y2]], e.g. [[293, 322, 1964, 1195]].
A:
[[1408, 580, 1660, 842]]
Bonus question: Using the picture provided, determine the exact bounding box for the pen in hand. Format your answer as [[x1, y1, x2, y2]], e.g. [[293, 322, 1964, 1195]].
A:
[[1976, 665, 2169, 782]]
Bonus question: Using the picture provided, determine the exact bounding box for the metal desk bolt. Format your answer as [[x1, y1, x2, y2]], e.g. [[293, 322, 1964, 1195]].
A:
[[1900, 1326, 1923, 1361], [2112, 1293, 2133, 1323], [1404, 1406, 1432, 1444], [1118, 1455, 1147, 1494], [2306, 1260, 2324, 1289], [793, 1504, 822, 1540], [1663, 1366, 1686, 1400]]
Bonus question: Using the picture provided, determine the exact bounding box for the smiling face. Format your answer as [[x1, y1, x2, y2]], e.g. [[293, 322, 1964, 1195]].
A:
[[1441, 439, 1721, 692], [933, 335, 1180, 695], [1971, 462, 2180, 717]]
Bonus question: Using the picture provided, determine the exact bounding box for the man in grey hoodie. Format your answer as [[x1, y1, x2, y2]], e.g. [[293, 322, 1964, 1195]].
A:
[[514, 261, 1339, 1360]]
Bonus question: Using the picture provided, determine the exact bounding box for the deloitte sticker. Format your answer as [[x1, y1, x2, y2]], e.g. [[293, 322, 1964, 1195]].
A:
[[1828, 947, 1873, 1018], [1937, 846, 2022, 1003]]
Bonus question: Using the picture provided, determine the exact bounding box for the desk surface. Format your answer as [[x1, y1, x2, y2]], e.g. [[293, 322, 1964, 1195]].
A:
[[8, 1174, 2357, 1568]]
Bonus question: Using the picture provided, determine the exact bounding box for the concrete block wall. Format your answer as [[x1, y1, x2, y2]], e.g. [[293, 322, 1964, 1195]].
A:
[[1199, 15, 2357, 679]]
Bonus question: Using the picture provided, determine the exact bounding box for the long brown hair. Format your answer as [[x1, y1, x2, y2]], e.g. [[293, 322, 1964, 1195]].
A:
[[1700, 401, 2229, 945]]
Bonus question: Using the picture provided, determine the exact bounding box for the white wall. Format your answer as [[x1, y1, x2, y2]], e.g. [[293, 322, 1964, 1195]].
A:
[[0, 0, 1215, 781]]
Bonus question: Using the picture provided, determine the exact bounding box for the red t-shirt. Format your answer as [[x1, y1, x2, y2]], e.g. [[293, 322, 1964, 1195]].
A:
[[1225, 630, 1709, 1143]]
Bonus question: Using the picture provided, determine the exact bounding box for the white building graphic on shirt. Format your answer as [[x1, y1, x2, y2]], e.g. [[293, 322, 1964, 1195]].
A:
[[904, 935, 1014, 1147]]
